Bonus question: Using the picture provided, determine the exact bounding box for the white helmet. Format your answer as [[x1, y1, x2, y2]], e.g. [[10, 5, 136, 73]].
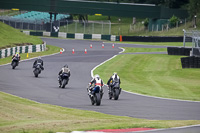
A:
[[94, 74, 100, 79]]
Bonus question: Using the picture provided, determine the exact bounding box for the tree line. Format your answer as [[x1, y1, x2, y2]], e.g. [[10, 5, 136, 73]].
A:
[[87, 0, 199, 17]]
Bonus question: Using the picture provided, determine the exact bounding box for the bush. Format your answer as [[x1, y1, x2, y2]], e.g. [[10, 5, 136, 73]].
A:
[[169, 15, 179, 27], [143, 18, 149, 29]]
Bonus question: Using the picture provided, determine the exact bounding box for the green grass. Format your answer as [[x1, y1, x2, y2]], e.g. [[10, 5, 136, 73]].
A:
[[1, 91, 200, 133], [94, 47, 200, 101], [0, 45, 60, 65], [110, 41, 184, 46], [123, 47, 167, 53], [0, 22, 43, 49]]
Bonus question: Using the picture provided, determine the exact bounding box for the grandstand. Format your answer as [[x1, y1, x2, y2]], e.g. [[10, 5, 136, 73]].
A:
[[11, 11, 70, 23]]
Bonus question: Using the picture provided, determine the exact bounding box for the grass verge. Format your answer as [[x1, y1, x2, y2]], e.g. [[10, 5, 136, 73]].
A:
[[0, 45, 60, 65], [94, 47, 200, 101], [0, 22, 43, 49], [109, 41, 184, 47], [0, 91, 200, 133], [123, 47, 167, 53]]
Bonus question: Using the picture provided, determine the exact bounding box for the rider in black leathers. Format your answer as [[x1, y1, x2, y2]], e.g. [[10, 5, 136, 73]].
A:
[[12, 52, 20, 65], [33, 56, 44, 70], [107, 72, 121, 93], [58, 65, 71, 87]]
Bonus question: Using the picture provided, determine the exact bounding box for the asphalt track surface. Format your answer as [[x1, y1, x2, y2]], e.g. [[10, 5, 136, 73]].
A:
[[1, 38, 200, 132]]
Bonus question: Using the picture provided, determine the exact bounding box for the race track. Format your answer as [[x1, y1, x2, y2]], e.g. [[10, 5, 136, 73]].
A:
[[0, 38, 200, 121]]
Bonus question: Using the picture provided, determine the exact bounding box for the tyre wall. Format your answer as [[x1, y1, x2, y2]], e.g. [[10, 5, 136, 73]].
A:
[[0, 42, 46, 59]]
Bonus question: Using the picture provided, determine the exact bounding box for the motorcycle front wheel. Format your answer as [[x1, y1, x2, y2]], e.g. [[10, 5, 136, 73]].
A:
[[61, 79, 67, 88], [95, 93, 101, 106]]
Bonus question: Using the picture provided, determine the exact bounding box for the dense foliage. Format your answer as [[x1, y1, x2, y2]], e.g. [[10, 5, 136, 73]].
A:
[[87, 0, 189, 8]]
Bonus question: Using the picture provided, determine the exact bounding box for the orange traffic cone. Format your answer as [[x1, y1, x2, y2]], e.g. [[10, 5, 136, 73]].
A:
[[60, 48, 62, 54], [85, 48, 87, 54], [112, 43, 114, 48], [90, 44, 92, 48], [72, 48, 75, 54]]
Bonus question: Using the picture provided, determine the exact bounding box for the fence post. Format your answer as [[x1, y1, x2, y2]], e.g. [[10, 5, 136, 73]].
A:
[[167, 24, 169, 31], [92, 22, 94, 34], [75, 21, 77, 33], [84, 21, 85, 34], [67, 20, 68, 33], [183, 29, 186, 47], [157, 24, 158, 31], [101, 21, 103, 34], [35, 20, 36, 31], [21, 21, 23, 30], [109, 21, 111, 35]]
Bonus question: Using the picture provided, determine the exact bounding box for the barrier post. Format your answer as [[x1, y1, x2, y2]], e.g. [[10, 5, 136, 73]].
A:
[[120, 35, 122, 42]]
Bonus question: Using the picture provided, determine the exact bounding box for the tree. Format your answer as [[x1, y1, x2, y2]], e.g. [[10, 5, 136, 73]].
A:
[[169, 15, 179, 27], [188, 0, 200, 18]]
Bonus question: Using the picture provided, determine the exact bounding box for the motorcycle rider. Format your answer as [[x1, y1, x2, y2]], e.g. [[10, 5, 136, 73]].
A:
[[12, 52, 20, 65], [58, 64, 71, 87], [88, 74, 104, 97], [33, 56, 44, 70], [107, 72, 121, 94]]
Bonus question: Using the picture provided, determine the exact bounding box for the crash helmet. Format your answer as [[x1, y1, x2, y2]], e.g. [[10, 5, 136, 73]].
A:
[[113, 72, 117, 75], [38, 56, 41, 59], [16, 52, 19, 57], [64, 64, 68, 68], [94, 74, 100, 79]]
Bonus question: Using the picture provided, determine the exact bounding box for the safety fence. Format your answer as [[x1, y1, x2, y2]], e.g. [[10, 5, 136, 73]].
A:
[[0, 43, 46, 59], [23, 31, 119, 41], [167, 30, 200, 68], [0, 16, 111, 34], [183, 30, 200, 57]]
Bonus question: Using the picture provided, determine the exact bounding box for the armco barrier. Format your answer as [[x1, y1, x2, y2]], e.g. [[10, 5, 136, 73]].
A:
[[23, 31, 118, 41], [102, 35, 111, 41], [0, 43, 46, 59], [67, 33, 75, 38], [51, 32, 58, 37], [84, 34, 92, 39], [58, 32, 67, 38], [30, 32, 43, 36], [75, 33, 84, 39], [122, 36, 183, 42], [23, 31, 187, 42]]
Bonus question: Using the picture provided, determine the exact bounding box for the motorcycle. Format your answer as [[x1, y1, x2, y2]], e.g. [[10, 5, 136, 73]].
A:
[[11, 57, 19, 69], [59, 73, 69, 88], [108, 81, 121, 100], [33, 63, 42, 77], [87, 85, 103, 106]]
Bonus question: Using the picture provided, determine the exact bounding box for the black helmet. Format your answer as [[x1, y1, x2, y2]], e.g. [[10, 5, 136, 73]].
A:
[[64, 64, 68, 68]]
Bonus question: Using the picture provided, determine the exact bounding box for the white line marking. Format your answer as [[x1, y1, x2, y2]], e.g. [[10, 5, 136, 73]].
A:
[[123, 90, 200, 103]]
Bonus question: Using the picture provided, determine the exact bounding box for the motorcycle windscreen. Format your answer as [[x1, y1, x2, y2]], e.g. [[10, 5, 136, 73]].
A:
[[113, 82, 120, 88], [62, 73, 69, 79]]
